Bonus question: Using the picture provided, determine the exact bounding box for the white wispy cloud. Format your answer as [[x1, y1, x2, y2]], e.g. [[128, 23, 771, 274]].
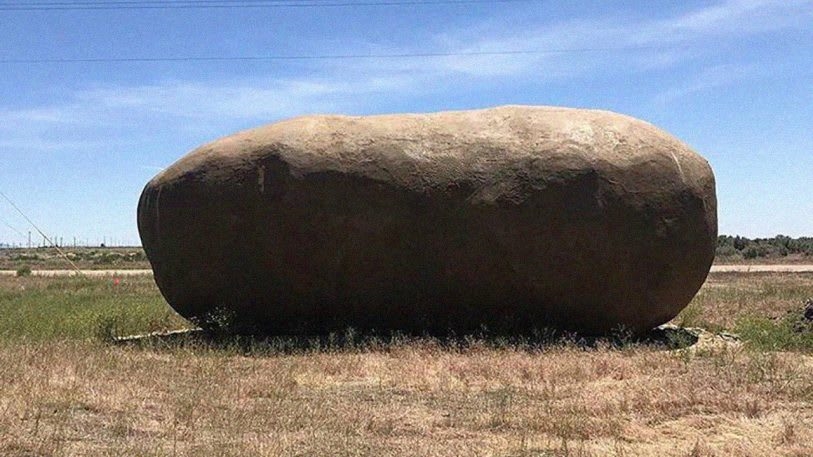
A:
[[76, 76, 411, 119], [419, 0, 811, 79], [0, 138, 107, 151], [653, 63, 762, 105], [2, 107, 84, 124], [657, 0, 812, 37], [0, 74, 415, 154]]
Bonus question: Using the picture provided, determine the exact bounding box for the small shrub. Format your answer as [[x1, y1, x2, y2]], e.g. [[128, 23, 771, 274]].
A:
[[665, 328, 698, 350], [11, 253, 40, 261], [93, 253, 117, 265], [190, 306, 238, 335], [609, 324, 636, 349], [95, 315, 120, 342], [15, 265, 32, 277], [742, 245, 763, 259], [714, 244, 740, 259], [127, 251, 146, 262]]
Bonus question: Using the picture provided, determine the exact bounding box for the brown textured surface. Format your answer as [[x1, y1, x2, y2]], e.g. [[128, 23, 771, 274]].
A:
[[137, 105, 717, 335]]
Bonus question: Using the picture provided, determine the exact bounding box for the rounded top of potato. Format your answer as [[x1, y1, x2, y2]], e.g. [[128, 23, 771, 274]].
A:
[[153, 105, 711, 204]]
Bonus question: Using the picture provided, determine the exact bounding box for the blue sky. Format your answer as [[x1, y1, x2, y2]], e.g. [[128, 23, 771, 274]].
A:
[[0, 0, 811, 246]]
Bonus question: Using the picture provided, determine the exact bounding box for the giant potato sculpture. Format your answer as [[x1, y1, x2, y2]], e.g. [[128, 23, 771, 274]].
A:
[[138, 106, 717, 335]]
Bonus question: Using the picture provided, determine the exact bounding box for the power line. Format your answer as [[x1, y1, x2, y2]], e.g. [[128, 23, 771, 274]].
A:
[[0, 0, 322, 2], [0, 191, 83, 274], [0, 0, 539, 10], [0, 46, 667, 64], [0, 216, 26, 238]]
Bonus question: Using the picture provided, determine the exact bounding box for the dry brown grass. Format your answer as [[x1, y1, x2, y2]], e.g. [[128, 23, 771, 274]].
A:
[[1, 339, 812, 456], [1, 273, 813, 456]]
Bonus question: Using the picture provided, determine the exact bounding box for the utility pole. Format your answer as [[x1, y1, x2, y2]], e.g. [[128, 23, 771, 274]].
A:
[[27, 231, 31, 249]]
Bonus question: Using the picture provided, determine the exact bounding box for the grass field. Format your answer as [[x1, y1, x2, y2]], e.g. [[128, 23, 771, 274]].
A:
[[714, 253, 812, 265], [1, 273, 812, 456], [1, 246, 810, 273], [0, 247, 151, 271]]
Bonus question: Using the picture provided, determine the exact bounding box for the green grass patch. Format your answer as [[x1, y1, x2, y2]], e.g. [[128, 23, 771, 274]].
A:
[[675, 301, 707, 329], [3, 272, 813, 353], [0, 275, 190, 341], [678, 273, 813, 334], [15, 265, 32, 277], [735, 315, 813, 352]]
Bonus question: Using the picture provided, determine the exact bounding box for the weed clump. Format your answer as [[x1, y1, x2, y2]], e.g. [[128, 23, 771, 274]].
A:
[[15, 265, 32, 277], [736, 315, 813, 352]]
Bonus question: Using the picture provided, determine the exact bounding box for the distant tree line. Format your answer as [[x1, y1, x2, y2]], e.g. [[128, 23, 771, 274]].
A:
[[717, 235, 813, 260]]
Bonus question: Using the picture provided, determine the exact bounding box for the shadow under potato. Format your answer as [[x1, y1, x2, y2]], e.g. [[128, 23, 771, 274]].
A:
[[111, 325, 699, 354]]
